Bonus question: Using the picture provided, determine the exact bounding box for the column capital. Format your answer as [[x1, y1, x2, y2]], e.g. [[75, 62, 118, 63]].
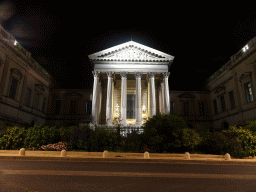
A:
[[92, 71, 100, 77], [135, 72, 142, 78], [162, 72, 170, 78], [106, 71, 114, 77], [120, 72, 128, 78], [148, 72, 156, 78]]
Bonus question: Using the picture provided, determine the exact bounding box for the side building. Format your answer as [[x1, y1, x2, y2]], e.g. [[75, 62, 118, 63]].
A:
[[0, 24, 51, 129], [46, 89, 92, 127], [169, 91, 212, 129], [204, 37, 256, 129]]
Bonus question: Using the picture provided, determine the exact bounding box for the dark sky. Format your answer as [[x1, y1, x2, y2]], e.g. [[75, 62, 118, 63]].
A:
[[1, 1, 256, 91]]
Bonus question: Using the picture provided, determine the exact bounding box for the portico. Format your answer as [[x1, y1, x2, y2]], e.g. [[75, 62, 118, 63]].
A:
[[88, 41, 174, 126]]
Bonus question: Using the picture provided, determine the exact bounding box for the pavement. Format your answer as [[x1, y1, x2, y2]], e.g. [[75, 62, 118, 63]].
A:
[[1, 149, 256, 164]]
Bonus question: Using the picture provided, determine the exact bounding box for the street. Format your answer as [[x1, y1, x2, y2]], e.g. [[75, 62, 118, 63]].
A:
[[1, 159, 256, 192]]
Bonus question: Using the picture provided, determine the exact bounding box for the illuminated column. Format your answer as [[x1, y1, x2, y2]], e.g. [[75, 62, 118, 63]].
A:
[[161, 79, 165, 114], [135, 72, 142, 126], [92, 71, 100, 125], [162, 72, 170, 114], [106, 71, 114, 126], [149, 72, 156, 117], [120, 72, 128, 126]]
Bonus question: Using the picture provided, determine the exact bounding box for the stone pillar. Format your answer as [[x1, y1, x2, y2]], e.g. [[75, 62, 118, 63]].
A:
[[120, 72, 128, 126], [161, 79, 165, 114], [106, 71, 114, 126], [162, 72, 170, 114], [91, 71, 100, 125], [149, 72, 156, 117], [135, 72, 142, 126]]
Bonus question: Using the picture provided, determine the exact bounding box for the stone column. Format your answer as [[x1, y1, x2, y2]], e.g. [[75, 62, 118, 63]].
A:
[[135, 72, 142, 126], [149, 72, 156, 117], [162, 72, 170, 114], [160, 79, 165, 114], [91, 71, 100, 125], [106, 71, 114, 126], [120, 72, 128, 126]]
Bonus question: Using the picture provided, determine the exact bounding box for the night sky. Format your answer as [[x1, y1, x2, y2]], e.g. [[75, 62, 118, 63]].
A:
[[1, 1, 256, 91]]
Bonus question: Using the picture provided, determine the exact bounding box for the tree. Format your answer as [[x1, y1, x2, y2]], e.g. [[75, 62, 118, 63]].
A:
[[142, 114, 187, 152]]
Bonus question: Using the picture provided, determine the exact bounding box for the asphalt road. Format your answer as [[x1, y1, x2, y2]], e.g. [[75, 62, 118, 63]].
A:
[[1, 159, 256, 192]]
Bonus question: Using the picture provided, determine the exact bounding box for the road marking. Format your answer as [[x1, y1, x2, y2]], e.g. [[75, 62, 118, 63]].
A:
[[2, 170, 256, 179]]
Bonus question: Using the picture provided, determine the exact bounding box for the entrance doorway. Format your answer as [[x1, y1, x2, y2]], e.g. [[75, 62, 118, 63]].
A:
[[127, 94, 135, 119]]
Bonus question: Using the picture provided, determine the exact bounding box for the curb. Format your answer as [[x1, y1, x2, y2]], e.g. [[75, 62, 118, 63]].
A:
[[1, 155, 256, 165]]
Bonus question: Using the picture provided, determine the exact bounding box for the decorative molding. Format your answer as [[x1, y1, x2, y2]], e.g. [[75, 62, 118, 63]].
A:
[[106, 71, 114, 77], [10, 68, 23, 79], [215, 85, 225, 94], [120, 72, 128, 78], [178, 93, 195, 99], [88, 41, 174, 62], [239, 72, 252, 82], [135, 72, 142, 78], [35, 84, 45, 92], [92, 71, 100, 77], [162, 72, 170, 78], [148, 72, 156, 78]]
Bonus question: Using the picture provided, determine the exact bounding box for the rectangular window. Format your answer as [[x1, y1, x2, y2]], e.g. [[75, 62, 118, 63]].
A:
[[170, 102, 174, 114], [70, 100, 77, 115], [244, 82, 254, 102], [198, 102, 205, 116], [41, 97, 46, 112], [213, 99, 218, 115], [220, 95, 226, 112], [54, 100, 61, 115], [8, 77, 18, 99], [85, 100, 92, 115], [182, 101, 189, 116], [33, 92, 40, 110], [228, 90, 236, 109], [24, 87, 32, 106]]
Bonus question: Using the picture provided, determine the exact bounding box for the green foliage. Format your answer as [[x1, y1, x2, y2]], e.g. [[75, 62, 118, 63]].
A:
[[0, 126, 26, 149], [24, 125, 60, 150], [207, 126, 256, 158], [143, 114, 187, 152], [182, 128, 202, 151], [246, 120, 256, 135]]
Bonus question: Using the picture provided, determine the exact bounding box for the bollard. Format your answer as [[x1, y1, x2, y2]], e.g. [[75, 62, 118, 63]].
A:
[[19, 148, 25, 156], [224, 153, 231, 160], [60, 150, 67, 157], [184, 152, 190, 160], [103, 150, 108, 158], [144, 151, 149, 159]]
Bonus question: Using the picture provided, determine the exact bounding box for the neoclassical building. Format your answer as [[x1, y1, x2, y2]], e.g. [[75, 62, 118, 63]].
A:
[[0, 24, 51, 129], [88, 41, 174, 126]]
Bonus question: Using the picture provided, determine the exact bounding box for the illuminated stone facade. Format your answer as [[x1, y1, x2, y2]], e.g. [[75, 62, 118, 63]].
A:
[[88, 41, 174, 126], [204, 37, 256, 129], [0, 24, 51, 129]]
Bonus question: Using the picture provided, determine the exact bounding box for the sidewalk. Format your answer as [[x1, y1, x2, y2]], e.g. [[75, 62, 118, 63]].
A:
[[1, 150, 256, 164]]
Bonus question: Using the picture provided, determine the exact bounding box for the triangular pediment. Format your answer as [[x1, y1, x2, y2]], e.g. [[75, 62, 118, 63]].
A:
[[88, 41, 174, 62]]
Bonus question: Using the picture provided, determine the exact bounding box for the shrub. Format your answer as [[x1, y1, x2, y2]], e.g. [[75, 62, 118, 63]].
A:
[[245, 120, 256, 135], [24, 125, 60, 150], [182, 128, 202, 151], [143, 114, 187, 153], [0, 126, 26, 150], [207, 126, 256, 158]]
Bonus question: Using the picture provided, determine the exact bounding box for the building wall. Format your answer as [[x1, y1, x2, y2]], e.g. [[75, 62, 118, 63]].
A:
[[169, 91, 213, 129], [46, 89, 92, 127], [0, 24, 51, 129], [204, 37, 256, 129]]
